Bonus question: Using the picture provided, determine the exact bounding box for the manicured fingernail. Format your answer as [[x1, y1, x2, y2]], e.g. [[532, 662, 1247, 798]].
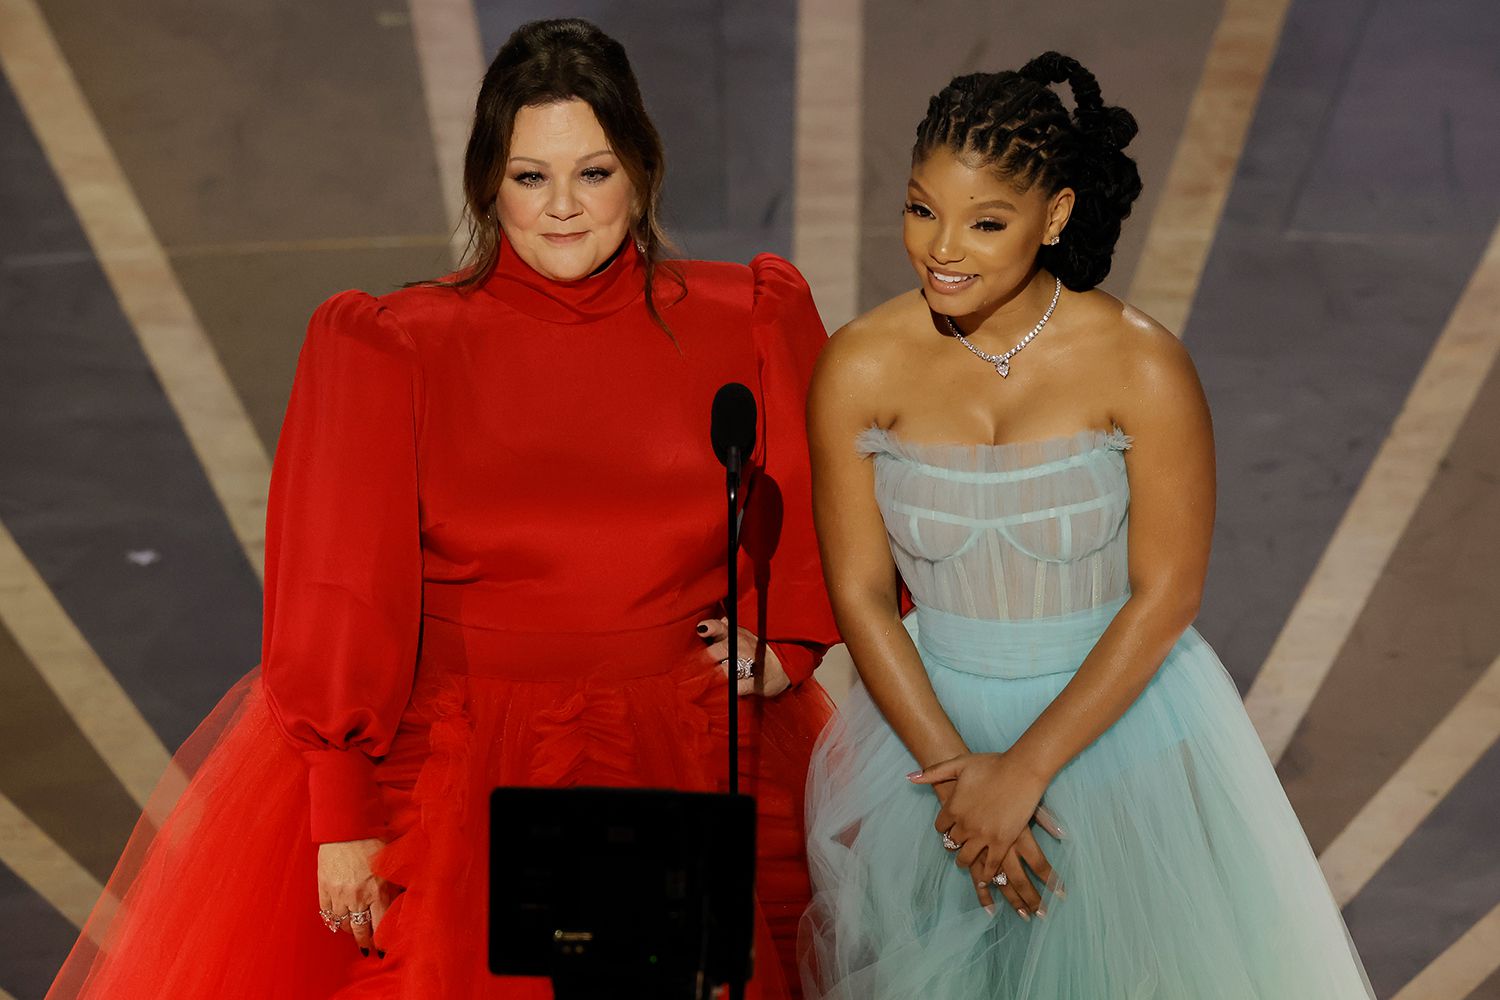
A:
[[696, 624, 709, 634], [1016, 908, 1031, 921], [1049, 876, 1067, 901], [1036, 805, 1067, 840], [376, 950, 386, 959], [360, 948, 370, 957], [983, 903, 996, 917], [906, 770, 923, 780], [1036, 904, 1048, 919]]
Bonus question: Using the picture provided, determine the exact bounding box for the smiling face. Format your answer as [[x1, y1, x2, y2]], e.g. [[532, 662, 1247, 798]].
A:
[[496, 99, 638, 282], [903, 146, 1073, 318]]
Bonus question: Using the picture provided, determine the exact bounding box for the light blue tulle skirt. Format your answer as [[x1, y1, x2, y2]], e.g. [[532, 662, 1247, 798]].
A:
[[801, 600, 1375, 999]]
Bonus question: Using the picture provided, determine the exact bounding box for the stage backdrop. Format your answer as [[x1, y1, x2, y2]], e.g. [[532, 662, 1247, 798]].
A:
[[1, 1, 1498, 998]]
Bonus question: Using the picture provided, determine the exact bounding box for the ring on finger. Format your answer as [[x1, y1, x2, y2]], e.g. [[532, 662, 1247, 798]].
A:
[[940, 831, 961, 851], [992, 872, 1009, 887], [347, 908, 372, 927], [733, 657, 755, 680], [318, 908, 343, 933]]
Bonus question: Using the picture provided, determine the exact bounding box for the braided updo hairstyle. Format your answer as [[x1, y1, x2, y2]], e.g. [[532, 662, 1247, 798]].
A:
[[914, 52, 1142, 291]]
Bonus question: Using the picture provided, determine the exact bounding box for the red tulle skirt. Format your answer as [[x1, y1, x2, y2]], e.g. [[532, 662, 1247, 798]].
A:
[[46, 622, 833, 999]]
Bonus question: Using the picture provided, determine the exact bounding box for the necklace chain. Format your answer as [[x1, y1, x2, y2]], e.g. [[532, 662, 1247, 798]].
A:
[[944, 275, 1062, 378]]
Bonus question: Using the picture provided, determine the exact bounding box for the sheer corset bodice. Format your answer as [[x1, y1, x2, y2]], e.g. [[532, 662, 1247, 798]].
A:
[[857, 426, 1133, 621]]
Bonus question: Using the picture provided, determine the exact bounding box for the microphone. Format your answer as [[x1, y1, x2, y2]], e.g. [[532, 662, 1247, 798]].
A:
[[709, 381, 759, 1000], [710, 382, 757, 474], [709, 382, 757, 811]]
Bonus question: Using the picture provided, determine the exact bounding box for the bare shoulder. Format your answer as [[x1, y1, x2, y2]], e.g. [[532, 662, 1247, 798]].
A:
[[816, 290, 927, 389], [1066, 291, 1210, 442], [1071, 290, 1200, 394]]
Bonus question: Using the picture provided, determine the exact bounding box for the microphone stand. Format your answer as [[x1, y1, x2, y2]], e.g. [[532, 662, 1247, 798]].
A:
[[709, 381, 756, 1000], [725, 444, 743, 799], [724, 444, 745, 1000]]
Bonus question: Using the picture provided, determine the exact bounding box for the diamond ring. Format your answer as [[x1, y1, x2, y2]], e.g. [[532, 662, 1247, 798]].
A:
[[941, 831, 961, 851], [992, 872, 1009, 887], [347, 908, 372, 927], [734, 657, 755, 680], [318, 908, 343, 933]]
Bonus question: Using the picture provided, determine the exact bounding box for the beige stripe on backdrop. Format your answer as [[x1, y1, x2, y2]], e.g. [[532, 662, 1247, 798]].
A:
[[0, 0, 271, 581], [1126, 0, 1294, 337], [1245, 222, 1500, 762]]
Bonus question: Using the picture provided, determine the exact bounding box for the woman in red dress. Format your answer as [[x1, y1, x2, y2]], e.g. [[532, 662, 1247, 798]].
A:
[[47, 18, 835, 1000]]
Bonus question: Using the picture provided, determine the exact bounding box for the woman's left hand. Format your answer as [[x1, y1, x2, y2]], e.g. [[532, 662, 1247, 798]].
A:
[[911, 752, 1052, 906], [697, 617, 791, 697]]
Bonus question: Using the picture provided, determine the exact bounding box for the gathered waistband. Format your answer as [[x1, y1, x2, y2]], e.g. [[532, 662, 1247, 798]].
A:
[[420, 611, 708, 682], [915, 597, 1128, 679]]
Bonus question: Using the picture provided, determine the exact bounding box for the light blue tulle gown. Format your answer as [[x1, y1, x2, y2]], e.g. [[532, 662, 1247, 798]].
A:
[[800, 427, 1375, 999]]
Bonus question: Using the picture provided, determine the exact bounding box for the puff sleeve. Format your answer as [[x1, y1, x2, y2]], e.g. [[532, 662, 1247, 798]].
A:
[[261, 291, 424, 844], [739, 255, 841, 684]]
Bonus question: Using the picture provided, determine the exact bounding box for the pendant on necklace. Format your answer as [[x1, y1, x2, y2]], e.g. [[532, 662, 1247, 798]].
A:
[[943, 274, 1062, 379]]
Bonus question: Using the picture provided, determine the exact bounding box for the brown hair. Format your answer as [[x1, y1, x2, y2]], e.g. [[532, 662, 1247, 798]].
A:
[[434, 18, 682, 328]]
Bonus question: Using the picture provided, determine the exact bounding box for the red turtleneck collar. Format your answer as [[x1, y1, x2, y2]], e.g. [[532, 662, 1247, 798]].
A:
[[480, 232, 645, 324]]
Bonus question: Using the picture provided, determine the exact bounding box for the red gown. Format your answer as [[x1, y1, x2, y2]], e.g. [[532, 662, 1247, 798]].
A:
[[47, 238, 838, 999]]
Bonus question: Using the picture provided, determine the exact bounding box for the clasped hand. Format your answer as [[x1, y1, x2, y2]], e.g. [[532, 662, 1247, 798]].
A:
[[911, 751, 1064, 920]]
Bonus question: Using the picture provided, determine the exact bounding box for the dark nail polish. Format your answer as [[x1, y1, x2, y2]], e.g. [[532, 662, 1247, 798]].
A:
[[376, 950, 386, 959], [360, 948, 370, 957], [696, 624, 709, 634]]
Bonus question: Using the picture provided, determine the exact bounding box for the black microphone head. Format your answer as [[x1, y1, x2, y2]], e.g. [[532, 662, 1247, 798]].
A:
[[710, 382, 757, 468]]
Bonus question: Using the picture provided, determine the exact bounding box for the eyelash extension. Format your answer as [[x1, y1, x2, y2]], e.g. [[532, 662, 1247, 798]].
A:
[[904, 202, 1004, 232], [581, 167, 613, 182], [513, 171, 545, 187]]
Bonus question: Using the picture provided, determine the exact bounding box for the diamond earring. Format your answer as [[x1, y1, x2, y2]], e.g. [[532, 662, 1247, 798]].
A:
[[1048, 235, 1061, 246]]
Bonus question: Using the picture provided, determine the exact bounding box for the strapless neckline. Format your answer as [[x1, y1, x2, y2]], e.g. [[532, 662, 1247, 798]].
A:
[[857, 425, 1132, 477]]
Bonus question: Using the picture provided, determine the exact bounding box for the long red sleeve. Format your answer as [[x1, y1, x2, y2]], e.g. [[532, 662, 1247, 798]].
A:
[[261, 291, 424, 844], [740, 255, 839, 685]]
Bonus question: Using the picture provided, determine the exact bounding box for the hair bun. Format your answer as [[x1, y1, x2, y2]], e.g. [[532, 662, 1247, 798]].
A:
[[1079, 104, 1138, 152]]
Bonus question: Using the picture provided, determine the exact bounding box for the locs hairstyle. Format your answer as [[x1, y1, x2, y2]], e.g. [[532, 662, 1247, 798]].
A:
[[914, 52, 1143, 291], [437, 18, 682, 329]]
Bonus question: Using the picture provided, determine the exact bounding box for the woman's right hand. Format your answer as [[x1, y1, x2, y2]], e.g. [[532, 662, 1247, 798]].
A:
[[926, 779, 1066, 919], [317, 838, 390, 955], [968, 827, 1061, 920]]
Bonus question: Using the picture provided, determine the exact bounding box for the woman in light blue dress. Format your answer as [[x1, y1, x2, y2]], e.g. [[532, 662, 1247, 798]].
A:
[[799, 52, 1375, 999]]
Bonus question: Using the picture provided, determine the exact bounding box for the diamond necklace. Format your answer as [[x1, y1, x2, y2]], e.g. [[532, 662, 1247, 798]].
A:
[[943, 275, 1062, 378]]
